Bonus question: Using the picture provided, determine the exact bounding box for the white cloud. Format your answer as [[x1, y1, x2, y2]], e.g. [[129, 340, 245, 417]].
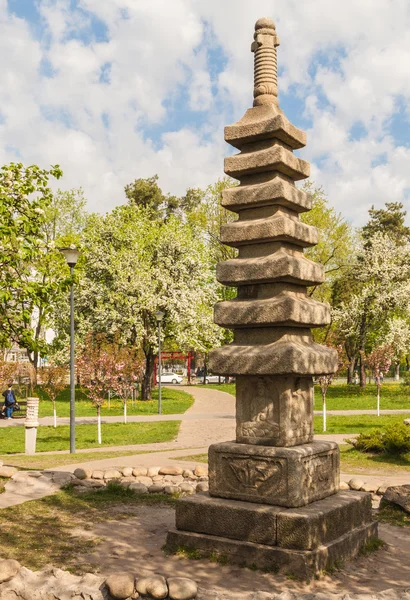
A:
[[0, 0, 410, 223]]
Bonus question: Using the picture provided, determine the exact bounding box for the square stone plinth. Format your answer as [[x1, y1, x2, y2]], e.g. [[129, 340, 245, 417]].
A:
[[175, 491, 372, 550], [166, 521, 378, 578], [209, 440, 339, 507]]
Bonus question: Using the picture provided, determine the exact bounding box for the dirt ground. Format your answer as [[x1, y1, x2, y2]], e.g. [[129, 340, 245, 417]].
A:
[[75, 504, 410, 598]]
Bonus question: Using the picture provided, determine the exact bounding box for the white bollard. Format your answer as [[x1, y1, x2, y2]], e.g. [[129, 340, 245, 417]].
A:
[[25, 397, 40, 455]]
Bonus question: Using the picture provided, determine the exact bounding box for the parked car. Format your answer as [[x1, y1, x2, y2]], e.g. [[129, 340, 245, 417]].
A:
[[157, 372, 183, 384], [203, 374, 234, 384]]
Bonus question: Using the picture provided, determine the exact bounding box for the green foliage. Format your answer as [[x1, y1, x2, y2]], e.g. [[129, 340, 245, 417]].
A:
[[0, 162, 62, 354], [362, 202, 410, 246], [347, 424, 410, 455]]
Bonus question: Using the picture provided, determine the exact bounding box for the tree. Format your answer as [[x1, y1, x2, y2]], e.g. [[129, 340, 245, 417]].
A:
[[111, 346, 144, 423], [125, 175, 179, 219], [382, 317, 410, 380], [77, 334, 117, 444], [317, 345, 345, 432], [42, 188, 88, 247], [332, 232, 410, 387], [0, 162, 62, 360], [73, 204, 223, 400], [365, 344, 394, 416], [301, 182, 355, 306], [0, 361, 18, 392], [38, 364, 68, 427], [362, 202, 410, 246]]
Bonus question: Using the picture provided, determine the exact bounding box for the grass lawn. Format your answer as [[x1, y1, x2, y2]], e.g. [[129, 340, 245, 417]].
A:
[[0, 485, 176, 573], [0, 421, 180, 454], [198, 382, 410, 411], [0, 448, 170, 470], [175, 445, 410, 476], [313, 413, 410, 434], [24, 386, 193, 418]]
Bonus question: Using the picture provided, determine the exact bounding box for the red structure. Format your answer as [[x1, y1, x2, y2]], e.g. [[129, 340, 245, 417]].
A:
[[154, 351, 194, 384]]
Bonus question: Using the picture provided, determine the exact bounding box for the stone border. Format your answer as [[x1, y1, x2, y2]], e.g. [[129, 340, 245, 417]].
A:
[[70, 465, 209, 496]]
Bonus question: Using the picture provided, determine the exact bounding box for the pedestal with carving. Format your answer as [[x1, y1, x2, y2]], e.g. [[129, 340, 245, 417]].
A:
[[166, 17, 377, 576]]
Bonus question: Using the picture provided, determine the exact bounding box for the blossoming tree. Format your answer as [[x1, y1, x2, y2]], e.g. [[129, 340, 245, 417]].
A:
[[38, 364, 68, 427], [365, 344, 394, 416]]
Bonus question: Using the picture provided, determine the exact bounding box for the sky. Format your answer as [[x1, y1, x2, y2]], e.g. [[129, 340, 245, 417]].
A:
[[1, 0, 410, 225]]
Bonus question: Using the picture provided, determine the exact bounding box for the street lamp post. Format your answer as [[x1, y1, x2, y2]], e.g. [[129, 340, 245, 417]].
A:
[[155, 311, 164, 415], [59, 247, 80, 454]]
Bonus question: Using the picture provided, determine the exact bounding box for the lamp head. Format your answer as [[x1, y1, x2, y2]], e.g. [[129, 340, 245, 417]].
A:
[[59, 246, 80, 268], [155, 310, 165, 323]]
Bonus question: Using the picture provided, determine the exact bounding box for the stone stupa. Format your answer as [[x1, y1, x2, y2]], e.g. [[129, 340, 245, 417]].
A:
[[167, 17, 377, 576]]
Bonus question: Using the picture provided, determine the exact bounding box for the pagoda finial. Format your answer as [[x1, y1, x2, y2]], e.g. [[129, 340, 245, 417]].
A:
[[251, 17, 280, 107]]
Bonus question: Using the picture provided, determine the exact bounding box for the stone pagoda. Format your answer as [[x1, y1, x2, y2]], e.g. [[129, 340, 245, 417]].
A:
[[167, 17, 377, 576]]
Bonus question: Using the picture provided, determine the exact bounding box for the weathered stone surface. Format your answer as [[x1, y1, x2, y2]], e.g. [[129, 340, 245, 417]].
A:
[[361, 482, 379, 493], [73, 468, 92, 480], [378, 482, 389, 495], [0, 560, 20, 583], [163, 475, 184, 484], [136, 575, 168, 599], [103, 469, 122, 480], [0, 466, 18, 478], [235, 374, 313, 446], [167, 521, 378, 578], [183, 469, 194, 478], [222, 176, 311, 213], [92, 470, 104, 480], [349, 478, 364, 491], [382, 485, 410, 513], [224, 144, 310, 181], [136, 476, 153, 486], [167, 577, 197, 600], [221, 214, 317, 248], [133, 467, 148, 477], [209, 329, 337, 376], [340, 481, 350, 490], [129, 483, 148, 494], [105, 573, 135, 599], [209, 441, 339, 507], [276, 491, 373, 550], [176, 494, 279, 545], [215, 293, 330, 329], [159, 466, 183, 476], [121, 467, 133, 477]]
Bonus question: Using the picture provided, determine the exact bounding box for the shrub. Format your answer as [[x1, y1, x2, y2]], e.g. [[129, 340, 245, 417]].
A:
[[346, 424, 410, 455], [401, 371, 410, 388]]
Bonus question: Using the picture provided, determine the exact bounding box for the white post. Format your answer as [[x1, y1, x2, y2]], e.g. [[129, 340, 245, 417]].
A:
[[53, 405, 57, 428], [25, 397, 40, 455], [323, 397, 327, 432], [377, 387, 380, 417], [97, 411, 102, 444]]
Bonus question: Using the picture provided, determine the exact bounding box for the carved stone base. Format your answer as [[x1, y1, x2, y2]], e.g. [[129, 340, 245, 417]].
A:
[[235, 374, 313, 446], [209, 440, 340, 508], [166, 491, 378, 577]]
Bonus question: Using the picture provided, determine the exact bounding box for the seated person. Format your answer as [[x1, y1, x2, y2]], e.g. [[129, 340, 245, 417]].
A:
[[2, 383, 16, 419]]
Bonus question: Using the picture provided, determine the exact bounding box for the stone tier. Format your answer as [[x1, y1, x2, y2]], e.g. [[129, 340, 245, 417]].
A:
[[167, 492, 377, 577], [217, 248, 324, 286], [224, 105, 306, 150], [209, 330, 338, 376], [209, 441, 340, 508], [222, 176, 311, 213], [214, 294, 330, 329], [225, 145, 309, 181], [221, 213, 317, 247]]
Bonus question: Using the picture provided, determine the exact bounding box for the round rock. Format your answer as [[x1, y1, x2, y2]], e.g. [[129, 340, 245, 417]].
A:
[[73, 468, 92, 480], [196, 482, 209, 492], [129, 483, 148, 494], [105, 573, 135, 599], [149, 484, 165, 494], [92, 470, 104, 480], [104, 469, 122, 480], [167, 577, 198, 600], [194, 465, 208, 477], [122, 467, 133, 477], [179, 483, 195, 495], [159, 466, 183, 476], [147, 467, 160, 477], [0, 559, 21, 583], [339, 481, 350, 490], [183, 469, 194, 479], [164, 485, 180, 495], [133, 467, 148, 477], [348, 478, 364, 491], [0, 466, 18, 478]]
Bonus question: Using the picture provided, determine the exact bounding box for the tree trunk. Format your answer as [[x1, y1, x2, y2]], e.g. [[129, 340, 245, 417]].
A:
[[141, 349, 155, 400], [359, 309, 368, 388], [347, 358, 355, 385], [395, 362, 400, 381]]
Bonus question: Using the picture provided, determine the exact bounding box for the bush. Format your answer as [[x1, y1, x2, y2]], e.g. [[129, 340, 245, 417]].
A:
[[401, 372, 410, 388], [347, 424, 410, 455]]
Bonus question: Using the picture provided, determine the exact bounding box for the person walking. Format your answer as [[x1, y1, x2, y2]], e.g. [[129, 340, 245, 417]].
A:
[[2, 383, 16, 419]]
